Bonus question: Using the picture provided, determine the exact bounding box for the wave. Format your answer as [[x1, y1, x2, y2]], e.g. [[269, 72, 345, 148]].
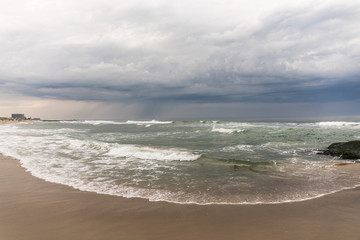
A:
[[59, 120, 127, 125], [49, 138, 201, 162], [212, 128, 242, 134], [211, 125, 245, 134], [222, 144, 255, 152], [212, 121, 360, 129], [317, 121, 360, 127], [106, 144, 201, 161], [126, 120, 173, 126], [83, 120, 126, 125], [2, 120, 360, 205], [3, 139, 200, 163], [58, 120, 173, 126], [9, 152, 360, 205]]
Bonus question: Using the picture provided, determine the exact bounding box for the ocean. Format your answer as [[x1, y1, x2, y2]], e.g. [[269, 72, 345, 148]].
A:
[[0, 120, 359, 205]]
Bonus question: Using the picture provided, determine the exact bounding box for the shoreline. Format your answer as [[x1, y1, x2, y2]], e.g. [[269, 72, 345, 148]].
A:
[[0, 119, 34, 124], [1, 155, 360, 239]]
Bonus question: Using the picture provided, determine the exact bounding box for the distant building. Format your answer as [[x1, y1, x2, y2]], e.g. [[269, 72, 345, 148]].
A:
[[11, 114, 26, 120]]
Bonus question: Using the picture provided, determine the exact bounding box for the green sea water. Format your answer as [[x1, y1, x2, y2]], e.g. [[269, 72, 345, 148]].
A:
[[0, 120, 359, 204]]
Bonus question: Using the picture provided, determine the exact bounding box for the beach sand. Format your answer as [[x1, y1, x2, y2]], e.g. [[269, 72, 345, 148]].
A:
[[1, 154, 360, 240], [0, 119, 32, 124]]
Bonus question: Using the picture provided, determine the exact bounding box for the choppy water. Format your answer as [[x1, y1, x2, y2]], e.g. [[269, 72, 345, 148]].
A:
[[0, 120, 360, 204]]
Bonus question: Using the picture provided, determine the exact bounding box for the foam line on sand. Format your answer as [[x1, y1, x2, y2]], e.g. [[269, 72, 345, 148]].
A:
[[1, 154, 360, 240]]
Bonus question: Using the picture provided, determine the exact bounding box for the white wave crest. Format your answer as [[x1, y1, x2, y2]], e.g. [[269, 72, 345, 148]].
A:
[[59, 120, 127, 125], [126, 120, 173, 125], [222, 144, 255, 152], [59, 120, 173, 126], [106, 144, 200, 161], [83, 120, 126, 125], [47, 138, 201, 162], [212, 127, 244, 134], [317, 121, 360, 127]]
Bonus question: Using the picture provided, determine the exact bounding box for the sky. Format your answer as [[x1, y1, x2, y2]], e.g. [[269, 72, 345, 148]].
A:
[[0, 0, 359, 120]]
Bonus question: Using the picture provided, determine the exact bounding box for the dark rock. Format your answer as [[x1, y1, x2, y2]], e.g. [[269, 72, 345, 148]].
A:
[[320, 140, 360, 160]]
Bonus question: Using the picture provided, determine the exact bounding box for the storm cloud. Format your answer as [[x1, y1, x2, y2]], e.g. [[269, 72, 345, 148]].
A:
[[0, 0, 359, 119]]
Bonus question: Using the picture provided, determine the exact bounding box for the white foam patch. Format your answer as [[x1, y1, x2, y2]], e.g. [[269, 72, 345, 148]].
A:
[[212, 128, 243, 134], [83, 120, 126, 125], [211, 124, 245, 134], [317, 121, 360, 127], [259, 142, 300, 156], [59, 120, 173, 126], [210, 121, 258, 134], [106, 144, 201, 161], [126, 120, 173, 125], [222, 145, 255, 152]]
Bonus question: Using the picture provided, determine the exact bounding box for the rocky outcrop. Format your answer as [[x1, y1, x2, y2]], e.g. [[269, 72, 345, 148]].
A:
[[320, 140, 360, 160]]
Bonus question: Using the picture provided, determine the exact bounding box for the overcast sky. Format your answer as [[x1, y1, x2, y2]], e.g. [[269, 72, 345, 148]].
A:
[[0, 0, 359, 120]]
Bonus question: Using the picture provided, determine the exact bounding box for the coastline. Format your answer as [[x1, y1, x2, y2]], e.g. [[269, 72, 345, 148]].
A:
[[0, 119, 34, 124], [1, 154, 360, 240]]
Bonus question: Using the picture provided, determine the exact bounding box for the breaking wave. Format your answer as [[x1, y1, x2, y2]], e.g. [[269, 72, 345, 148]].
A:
[[126, 120, 173, 125], [1, 120, 360, 205], [317, 121, 360, 128]]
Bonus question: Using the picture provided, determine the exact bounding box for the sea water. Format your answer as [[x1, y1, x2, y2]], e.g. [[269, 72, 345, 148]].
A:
[[0, 120, 359, 204]]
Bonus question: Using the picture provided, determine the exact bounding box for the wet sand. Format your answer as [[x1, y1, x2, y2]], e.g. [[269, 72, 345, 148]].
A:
[[1, 154, 360, 240]]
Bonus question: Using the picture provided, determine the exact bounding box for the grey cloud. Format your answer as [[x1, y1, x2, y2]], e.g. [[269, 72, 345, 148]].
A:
[[0, 1, 359, 111], [212, 6, 360, 77]]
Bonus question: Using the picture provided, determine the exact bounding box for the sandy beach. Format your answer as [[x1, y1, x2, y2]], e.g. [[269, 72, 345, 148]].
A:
[[0, 119, 32, 124], [0, 154, 360, 240]]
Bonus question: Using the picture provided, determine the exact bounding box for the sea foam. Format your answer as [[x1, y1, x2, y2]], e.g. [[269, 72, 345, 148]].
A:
[[317, 121, 360, 127], [126, 120, 173, 125], [1, 120, 360, 205], [106, 144, 201, 161]]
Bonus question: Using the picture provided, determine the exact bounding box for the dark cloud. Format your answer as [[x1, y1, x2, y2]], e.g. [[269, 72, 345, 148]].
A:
[[0, 0, 359, 118]]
